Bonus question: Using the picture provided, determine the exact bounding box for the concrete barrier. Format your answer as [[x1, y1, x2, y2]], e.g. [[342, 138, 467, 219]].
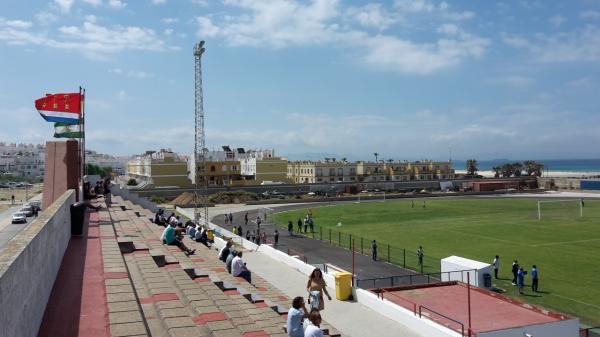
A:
[[0, 189, 76, 337], [112, 184, 159, 213]]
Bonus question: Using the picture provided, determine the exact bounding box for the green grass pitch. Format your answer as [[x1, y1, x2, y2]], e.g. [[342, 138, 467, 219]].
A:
[[273, 198, 600, 326]]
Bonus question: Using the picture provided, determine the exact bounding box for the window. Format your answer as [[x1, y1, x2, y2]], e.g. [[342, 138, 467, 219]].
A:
[[210, 165, 216, 172], [316, 168, 322, 176], [337, 168, 343, 176], [329, 168, 335, 176]]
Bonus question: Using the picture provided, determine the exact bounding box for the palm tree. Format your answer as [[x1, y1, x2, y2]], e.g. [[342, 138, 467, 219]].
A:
[[466, 159, 478, 176], [341, 157, 347, 163], [387, 159, 394, 163], [492, 166, 501, 178], [374, 152, 379, 163], [533, 162, 544, 176], [512, 162, 523, 177], [331, 157, 336, 162], [324, 157, 330, 163], [501, 163, 513, 177]]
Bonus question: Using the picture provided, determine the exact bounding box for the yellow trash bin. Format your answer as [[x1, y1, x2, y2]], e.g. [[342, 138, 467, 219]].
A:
[[334, 272, 353, 300], [207, 229, 214, 242]]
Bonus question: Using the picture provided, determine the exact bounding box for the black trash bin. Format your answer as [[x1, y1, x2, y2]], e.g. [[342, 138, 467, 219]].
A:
[[483, 273, 492, 288], [70, 202, 86, 235]]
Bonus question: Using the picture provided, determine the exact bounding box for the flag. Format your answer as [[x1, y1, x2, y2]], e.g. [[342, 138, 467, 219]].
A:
[[35, 93, 82, 124], [54, 122, 83, 138]]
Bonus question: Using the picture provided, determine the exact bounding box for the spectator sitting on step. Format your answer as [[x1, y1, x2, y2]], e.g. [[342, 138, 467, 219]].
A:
[[187, 222, 196, 239], [231, 251, 251, 283], [303, 309, 324, 337], [154, 209, 164, 225], [286, 296, 308, 337], [219, 241, 232, 262], [195, 225, 209, 246], [162, 222, 195, 256], [226, 249, 237, 274]]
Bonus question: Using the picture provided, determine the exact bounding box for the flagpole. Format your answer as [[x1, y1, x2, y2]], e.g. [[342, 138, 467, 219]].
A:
[[79, 86, 85, 201]]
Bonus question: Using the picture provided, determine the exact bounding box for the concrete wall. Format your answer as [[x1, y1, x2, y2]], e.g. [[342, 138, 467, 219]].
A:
[[112, 184, 159, 213], [42, 140, 80, 209], [477, 319, 579, 337], [0, 189, 76, 337]]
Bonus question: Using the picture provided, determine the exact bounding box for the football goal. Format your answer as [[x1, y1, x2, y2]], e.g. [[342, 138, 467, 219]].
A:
[[537, 199, 583, 220]]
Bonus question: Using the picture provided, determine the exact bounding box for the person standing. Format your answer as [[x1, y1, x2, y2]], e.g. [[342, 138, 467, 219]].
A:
[[304, 216, 309, 233], [288, 220, 293, 236], [237, 225, 242, 237], [244, 212, 248, 225], [229, 213, 233, 223], [11, 194, 15, 205], [511, 260, 519, 286], [286, 297, 308, 337], [492, 255, 500, 279], [371, 240, 378, 261], [297, 218, 302, 233], [309, 217, 314, 233], [517, 267, 526, 295], [531, 265, 539, 292], [306, 269, 332, 311], [417, 246, 424, 266], [103, 178, 112, 207], [274, 229, 279, 246], [246, 230, 251, 241], [224, 214, 229, 225], [232, 226, 237, 235]]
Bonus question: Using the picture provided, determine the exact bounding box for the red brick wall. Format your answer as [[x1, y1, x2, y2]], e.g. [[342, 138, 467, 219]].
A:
[[42, 140, 80, 209]]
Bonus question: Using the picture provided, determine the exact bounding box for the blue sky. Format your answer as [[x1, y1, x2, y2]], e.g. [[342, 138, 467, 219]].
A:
[[1, 0, 600, 161]]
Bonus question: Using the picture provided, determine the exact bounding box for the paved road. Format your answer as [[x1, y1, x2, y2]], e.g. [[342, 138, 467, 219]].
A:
[[209, 201, 425, 289], [0, 194, 43, 253]]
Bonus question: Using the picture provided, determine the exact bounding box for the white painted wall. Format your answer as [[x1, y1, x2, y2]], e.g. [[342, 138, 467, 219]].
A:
[[441, 256, 492, 289]]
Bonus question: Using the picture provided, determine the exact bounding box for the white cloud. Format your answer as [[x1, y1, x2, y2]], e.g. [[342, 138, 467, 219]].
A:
[[500, 32, 529, 48], [35, 12, 58, 25], [394, 0, 436, 13], [108, 0, 126, 9], [549, 14, 566, 27], [432, 124, 517, 142], [162, 17, 179, 24], [83, 0, 103, 6], [580, 10, 600, 20], [84, 15, 98, 23], [196, 0, 488, 74], [567, 77, 592, 87], [0, 19, 33, 29], [0, 18, 175, 57], [191, 0, 209, 6], [54, 0, 75, 13], [346, 3, 397, 30], [164, 28, 173, 36], [486, 75, 534, 88], [109, 68, 153, 79], [152, 0, 167, 4]]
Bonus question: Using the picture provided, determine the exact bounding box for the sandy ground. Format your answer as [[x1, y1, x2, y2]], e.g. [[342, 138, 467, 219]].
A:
[[0, 184, 43, 204]]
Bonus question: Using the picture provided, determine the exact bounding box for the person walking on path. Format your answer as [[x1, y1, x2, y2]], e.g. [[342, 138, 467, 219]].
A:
[[417, 246, 424, 267], [517, 267, 526, 295], [492, 255, 500, 279], [228, 213, 233, 223], [245, 212, 248, 225], [286, 296, 308, 337], [309, 218, 314, 233], [237, 225, 242, 237], [288, 220, 293, 236], [371, 240, 378, 261], [11, 194, 15, 205], [306, 269, 332, 311], [531, 265, 539, 292], [103, 178, 112, 207], [304, 216, 309, 233], [246, 230, 251, 241], [274, 229, 279, 246], [224, 214, 229, 225], [511, 260, 520, 286], [297, 218, 303, 233]]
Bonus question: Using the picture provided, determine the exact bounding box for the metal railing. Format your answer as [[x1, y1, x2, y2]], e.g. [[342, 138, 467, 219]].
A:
[[419, 305, 465, 337], [580, 327, 600, 337], [272, 216, 441, 275], [356, 269, 477, 289], [378, 289, 417, 315]]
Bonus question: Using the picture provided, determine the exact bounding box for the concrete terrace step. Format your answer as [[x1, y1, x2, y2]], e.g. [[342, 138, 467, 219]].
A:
[[107, 197, 342, 337]]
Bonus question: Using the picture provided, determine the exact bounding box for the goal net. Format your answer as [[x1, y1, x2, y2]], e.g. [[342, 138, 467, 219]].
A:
[[537, 199, 583, 220]]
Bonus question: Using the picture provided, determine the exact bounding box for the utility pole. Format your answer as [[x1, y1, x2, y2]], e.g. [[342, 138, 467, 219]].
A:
[[193, 41, 209, 227]]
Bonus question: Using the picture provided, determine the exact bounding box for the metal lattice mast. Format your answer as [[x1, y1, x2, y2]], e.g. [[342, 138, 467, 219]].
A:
[[193, 41, 208, 227]]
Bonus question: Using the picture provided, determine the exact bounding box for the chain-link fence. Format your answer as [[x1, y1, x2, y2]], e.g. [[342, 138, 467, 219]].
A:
[[278, 218, 441, 276]]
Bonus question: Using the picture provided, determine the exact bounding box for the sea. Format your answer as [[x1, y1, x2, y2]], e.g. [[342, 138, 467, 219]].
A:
[[453, 159, 600, 176]]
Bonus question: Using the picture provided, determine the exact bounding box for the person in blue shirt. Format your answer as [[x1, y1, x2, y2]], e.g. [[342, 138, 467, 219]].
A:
[[162, 223, 195, 256], [531, 265, 539, 292], [286, 296, 308, 337], [517, 267, 526, 295]]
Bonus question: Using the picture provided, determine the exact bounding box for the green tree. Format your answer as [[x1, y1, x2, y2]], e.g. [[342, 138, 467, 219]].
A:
[[374, 152, 379, 162], [466, 159, 478, 176], [501, 163, 513, 177], [126, 178, 137, 186], [492, 166, 501, 178], [512, 162, 523, 177]]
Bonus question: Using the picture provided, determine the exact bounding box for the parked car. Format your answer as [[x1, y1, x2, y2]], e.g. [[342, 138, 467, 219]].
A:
[[20, 206, 34, 217], [12, 212, 27, 224]]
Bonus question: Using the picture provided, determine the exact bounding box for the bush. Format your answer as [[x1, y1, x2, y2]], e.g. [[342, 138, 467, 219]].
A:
[[208, 190, 259, 204], [126, 178, 137, 186], [149, 196, 167, 204]]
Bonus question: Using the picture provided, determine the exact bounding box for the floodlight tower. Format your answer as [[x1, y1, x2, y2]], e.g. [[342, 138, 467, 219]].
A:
[[193, 41, 209, 227]]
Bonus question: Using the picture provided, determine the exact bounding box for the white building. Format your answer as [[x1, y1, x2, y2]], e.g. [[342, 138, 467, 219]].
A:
[[0, 142, 45, 179], [85, 150, 128, 174]]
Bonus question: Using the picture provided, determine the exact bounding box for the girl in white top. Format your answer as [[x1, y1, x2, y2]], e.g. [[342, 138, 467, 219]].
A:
[[304, 310, 324, 337]]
